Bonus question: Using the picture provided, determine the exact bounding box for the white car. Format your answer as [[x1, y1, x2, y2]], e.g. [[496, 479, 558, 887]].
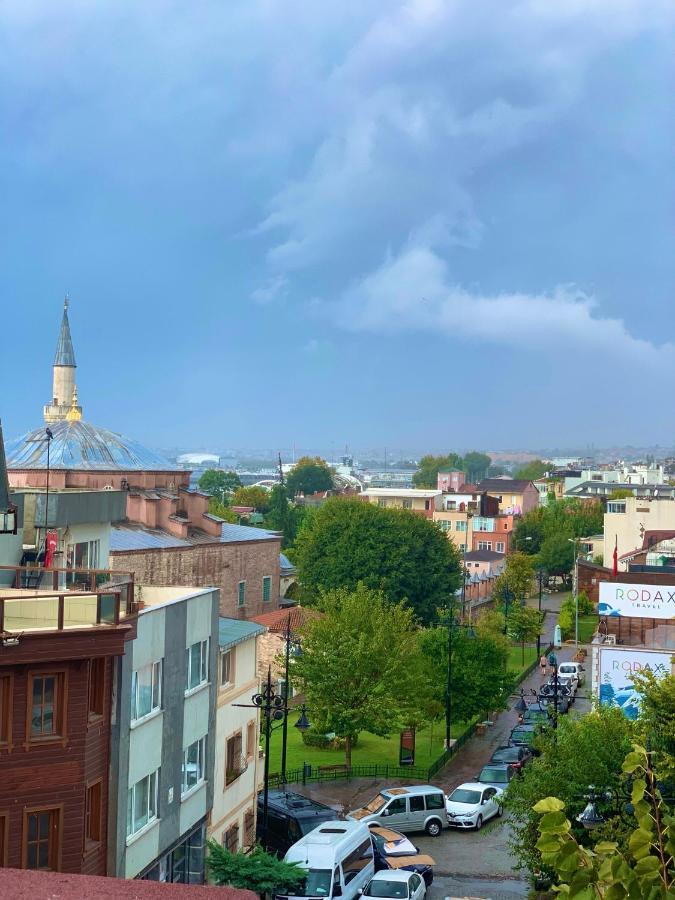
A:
[[362, 870, 426, 900], [558, 662, 585, 686], [445, 782, 503, 830]]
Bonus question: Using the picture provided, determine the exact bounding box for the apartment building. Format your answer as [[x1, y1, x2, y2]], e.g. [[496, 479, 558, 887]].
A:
[[474, 479, 539, 515], [603, 496, 675, 569], [359, 488, 442, 518]]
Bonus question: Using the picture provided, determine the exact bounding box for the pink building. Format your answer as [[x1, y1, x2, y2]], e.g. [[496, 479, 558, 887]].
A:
[[437, 469, 466, 492]]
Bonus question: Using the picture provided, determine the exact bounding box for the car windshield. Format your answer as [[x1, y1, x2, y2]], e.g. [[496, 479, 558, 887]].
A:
[[365, 879, 409, 898], [491, 748, 518, 762], [364, 794, 388, 813], [448, 788, 481, 805], [290, 870, 333, 897], [480, 767, 508, 782], [371, 832, 417, 856]]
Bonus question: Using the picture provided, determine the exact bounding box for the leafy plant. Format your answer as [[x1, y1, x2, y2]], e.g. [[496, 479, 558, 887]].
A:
[[207, 841, 307, 894], [534, 745, 674, 897]]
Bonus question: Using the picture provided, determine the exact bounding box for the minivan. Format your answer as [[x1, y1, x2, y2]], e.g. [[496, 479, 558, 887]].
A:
[[260, 789, 337, 856], [558, 662, 585, 686], [278, 820, 375, 900], [347, 786, 446, 836]]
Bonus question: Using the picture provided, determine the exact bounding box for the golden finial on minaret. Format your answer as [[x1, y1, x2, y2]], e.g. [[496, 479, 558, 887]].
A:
[[65, 386, 82, 422]]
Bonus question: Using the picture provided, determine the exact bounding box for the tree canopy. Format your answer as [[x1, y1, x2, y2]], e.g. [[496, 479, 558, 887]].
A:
[[197, 469, 242, 501], [286, 456, 335, 497], [514, 459, 549, 481], [412, 450, 492, 488], [293, 498, 462, 624], [292, 584, 423, 765], [513, 496, 604, 572], [506, 603, 543, 664], [232, 485, 271, 512]]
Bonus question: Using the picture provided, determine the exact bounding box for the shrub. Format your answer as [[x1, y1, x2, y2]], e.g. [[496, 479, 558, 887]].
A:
[[576, 591, 594, 615], [301, 729, 359, 751]]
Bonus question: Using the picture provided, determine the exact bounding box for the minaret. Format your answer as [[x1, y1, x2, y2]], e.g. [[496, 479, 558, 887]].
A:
[[44, 298, 83, 423]]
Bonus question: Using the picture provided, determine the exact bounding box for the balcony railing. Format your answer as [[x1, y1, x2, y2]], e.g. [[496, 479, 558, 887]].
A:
[[0, 585, 138, 634], [0, 564, 135, 607]]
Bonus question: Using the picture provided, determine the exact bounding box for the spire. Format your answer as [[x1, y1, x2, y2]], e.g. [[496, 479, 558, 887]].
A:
[[0, 420, 10, 511], [54, 296, 76, 367]]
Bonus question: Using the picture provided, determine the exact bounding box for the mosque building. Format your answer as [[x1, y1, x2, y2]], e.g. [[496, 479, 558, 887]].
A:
[[6, 302, 282, 618]]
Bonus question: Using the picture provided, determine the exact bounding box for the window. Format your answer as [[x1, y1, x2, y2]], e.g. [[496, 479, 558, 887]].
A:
[[225, 731, 244, 785], [409, 796, 425, 812], [185, 640, 209, 692], [237, 581, 246, 607], [131, 661, 162, 721], [342, 838, 373, 882], [496, 542, 505, 553], [459, 543, 466, 551], [29, 673, 65, 739], [24, 808, 60, 870], [85, 781, 102, 846], [438, 520, 450, 531], [424, 500, 431, 510], [247, 720, 257, 759], [377, 498, 387, 507], [0, 812, 7, 866], [182, 737, 206, 795], [127, 770, 159, 838], [244, 809, 255, 848], [262, 576, 272, 602], [607, 501, 626, 514], [455, 520, 467, 531], [224, 823, 239, 853], [401, 499, 412, 509], [0, 674, 11, 746], [386, 797, 406, 815], [477, 541, 492, 551], [425, 792, 445, 810], [88, 658, 105, 720], [220, 649, 234, 687], [73, 539, 100, 569]]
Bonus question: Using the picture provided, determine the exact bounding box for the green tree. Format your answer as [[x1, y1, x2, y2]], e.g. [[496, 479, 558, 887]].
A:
[[198, 469, 242, 501], [495, 552, 535, 601], [264, 483, 295, 545], [533, 745, 674, 897], [537, 531, 575, 580], [463, 450, 492, 483], [506, 604, 543, 665], [207, 498, 238, 523], [505, 706, 635, 881], [413, 453, 464, 488], [630, 670, 675, 772], [292, 585, 422, 765], [608, 487, 635, 500], [286, 456, 334, 497], [207, 841, 306, 893], [232, 485, 271, 512], [293, 498, 462, 624], [514, 459, 549, 481]]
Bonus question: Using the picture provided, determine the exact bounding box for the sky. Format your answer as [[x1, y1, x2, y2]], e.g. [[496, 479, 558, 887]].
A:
[[1, 0, 674, 453]]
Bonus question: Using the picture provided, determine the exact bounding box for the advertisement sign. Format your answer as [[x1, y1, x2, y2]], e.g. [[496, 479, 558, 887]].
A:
[[399, 728, 416, 766], [599, 648, 672, 719], [598, 581, 675, 620]]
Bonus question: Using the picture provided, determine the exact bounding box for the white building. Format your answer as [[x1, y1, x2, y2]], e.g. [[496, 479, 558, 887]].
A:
[[603, 496, 675, 569]]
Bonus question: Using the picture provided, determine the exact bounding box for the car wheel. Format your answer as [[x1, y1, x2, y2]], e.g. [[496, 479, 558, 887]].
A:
[[496, 804, 503, 818], [475, 815, 483, 831], [425, 819, 442, 836]]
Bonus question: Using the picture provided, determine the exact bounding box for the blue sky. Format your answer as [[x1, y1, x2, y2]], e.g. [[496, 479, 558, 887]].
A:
[[1, 1, 673, 452]]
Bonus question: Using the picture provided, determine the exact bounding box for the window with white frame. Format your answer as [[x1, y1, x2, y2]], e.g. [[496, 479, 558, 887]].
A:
[[220, 649, 234, 687], [127, 770, 159, 837], [455, 520, 467, 531], [185, 640, 209, 692], [607, 502, 626, 514], [131, 661, 162, 722], [477, 540, 492, 551], [496, 541, 505, 553], [182, 736, 206, 795]]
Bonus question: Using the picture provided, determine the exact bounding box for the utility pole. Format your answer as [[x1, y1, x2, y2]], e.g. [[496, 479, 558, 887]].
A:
[[278, 452, 285, 486]]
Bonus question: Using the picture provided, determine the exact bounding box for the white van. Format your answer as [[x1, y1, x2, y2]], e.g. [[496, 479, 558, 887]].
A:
[[278, 820, 375, 900], [558, 662, 585, 686], [346, 786, 447, 836]]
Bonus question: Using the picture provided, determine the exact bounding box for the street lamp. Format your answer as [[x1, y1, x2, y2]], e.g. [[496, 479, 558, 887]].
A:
[[234, 668, 311, 850], [535, 568, 546, 657], [280, 614, 303, 784], [567, 537, 580, 646], [576, 785, 612, 830]]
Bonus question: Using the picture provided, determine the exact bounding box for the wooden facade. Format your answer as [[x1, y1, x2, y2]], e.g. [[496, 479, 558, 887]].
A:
[[0, 621, 134, 875]]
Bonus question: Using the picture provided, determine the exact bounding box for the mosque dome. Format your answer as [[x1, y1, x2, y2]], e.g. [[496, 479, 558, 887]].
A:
[[6, 418, 179, 472]]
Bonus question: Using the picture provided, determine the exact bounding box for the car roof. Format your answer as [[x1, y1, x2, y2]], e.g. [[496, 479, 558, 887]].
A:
[[369, 870, 414, 882], [451, 782, 489, 791], [481, 763, 511, 770], [381, 785, 442, 797]]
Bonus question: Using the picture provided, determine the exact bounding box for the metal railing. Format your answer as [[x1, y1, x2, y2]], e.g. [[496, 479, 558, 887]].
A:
[[0, 564, 135, 606], [0, 586, 138, 634]]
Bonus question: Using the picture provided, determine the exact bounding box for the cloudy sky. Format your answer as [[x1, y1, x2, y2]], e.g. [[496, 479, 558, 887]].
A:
[[1, 0, 673, 452]]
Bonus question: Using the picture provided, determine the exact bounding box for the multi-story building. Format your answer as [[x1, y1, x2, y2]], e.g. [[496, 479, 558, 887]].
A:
[[603, 496, 675, 570], [474, 478, 539, 515], [470, 514, 515, 555], [432, 510, 473, 552], [360, 488, 442, 518], [208, 618, 266, 854], [436, 470, 465, 492]]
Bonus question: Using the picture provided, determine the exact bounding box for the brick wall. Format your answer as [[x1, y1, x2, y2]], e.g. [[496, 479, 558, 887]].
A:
[[111, 539, 282, 619], [578, 560, 675, 603]]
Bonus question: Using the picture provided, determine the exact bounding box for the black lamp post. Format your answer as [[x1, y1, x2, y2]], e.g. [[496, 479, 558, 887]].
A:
[[576, 785, 612, 830], [535, 568, 546, 657], [280, 614, 302, 784], [234, 668, 311, 850]]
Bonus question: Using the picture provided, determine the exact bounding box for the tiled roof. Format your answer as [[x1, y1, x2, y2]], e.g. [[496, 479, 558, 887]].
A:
[[110, 525, 191, 551], [0, 868, 256, 899], [465, 549, 505, 562], [220, 523, 280, 543], [476, 479, 535, 492], [251, 605, 319, 634], [219, 616, 267, 649]]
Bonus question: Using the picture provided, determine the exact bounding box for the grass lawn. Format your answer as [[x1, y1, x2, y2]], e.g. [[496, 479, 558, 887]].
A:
[[577, 615, 597, 643], [507, 644, 539, 672]]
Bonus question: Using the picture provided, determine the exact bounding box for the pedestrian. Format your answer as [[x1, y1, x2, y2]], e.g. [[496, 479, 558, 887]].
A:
[[539, 654, 547, 676]]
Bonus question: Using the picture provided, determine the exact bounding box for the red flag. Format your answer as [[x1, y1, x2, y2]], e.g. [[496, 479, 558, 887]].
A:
[[44, 529, 58, 568], [612, 535, 618, 578]]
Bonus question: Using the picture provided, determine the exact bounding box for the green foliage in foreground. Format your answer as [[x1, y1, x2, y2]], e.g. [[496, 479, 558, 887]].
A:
[[207, 841, 306, 893]]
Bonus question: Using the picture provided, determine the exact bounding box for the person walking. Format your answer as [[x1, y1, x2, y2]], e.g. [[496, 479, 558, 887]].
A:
[[539, 654, 547, 676]]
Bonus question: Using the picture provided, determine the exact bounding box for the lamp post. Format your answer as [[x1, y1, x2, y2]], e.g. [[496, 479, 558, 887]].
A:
[[576, 785, 612, 830], [280, 614, 302, 785], [535, 568, 546, 658], [567, 537, 580, 646], [234, 668, 311, 850], [43, 427, 53, 564]]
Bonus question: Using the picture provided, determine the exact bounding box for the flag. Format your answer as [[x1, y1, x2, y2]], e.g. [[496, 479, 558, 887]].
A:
[[612, 535, 618, 578]]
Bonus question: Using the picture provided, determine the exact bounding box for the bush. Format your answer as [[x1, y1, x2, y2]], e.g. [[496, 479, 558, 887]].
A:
[[576, 591, 594, 615], [558, 600, 575, 639], [301, 729, 359, 751]]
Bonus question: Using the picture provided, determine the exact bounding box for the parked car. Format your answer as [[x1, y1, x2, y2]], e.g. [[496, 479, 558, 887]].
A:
[[347, 785, 447, 836], [260, 789, 337, 855], [520, 704, 550, 725], [362, 870, 426, 900], [369, 827, 434, 886], [509, 724, 541, 750], [489, 744, 533, 770], [540, 680, 574, 700], [556, 672, 578, 695], [558, 661, 585, 686], [281, 820, 374, 900], [476, 763, 518, 789], [445, 782, 503, 830]]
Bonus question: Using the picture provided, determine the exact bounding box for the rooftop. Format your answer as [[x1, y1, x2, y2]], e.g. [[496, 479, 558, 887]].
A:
[[465, 549, 506, 563], [251, 605, 319, 634], [110, 520, 281, 553], [360, 488, 442, 498], [475, 478, 535, 492], [219, 616, 267, 650]]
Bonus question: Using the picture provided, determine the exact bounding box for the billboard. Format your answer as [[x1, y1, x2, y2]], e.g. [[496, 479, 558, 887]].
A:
[[598, 581, 675, 620], [599, 648, 672, 719]]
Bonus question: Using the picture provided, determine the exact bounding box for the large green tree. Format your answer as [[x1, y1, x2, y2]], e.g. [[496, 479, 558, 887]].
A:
[[292, 585, 423, 765], [506, 603, 543, 665], [514, 497, 604, 557], [294, 498, 462, 624], [463, 450, 492, 483], [537, 531, 575, 581], [413, 453, 464, 488], [198, 469, 242, 501], [286, 456, 334, 497], [514, 459, 549, 481], [232, 485, 271, 512]]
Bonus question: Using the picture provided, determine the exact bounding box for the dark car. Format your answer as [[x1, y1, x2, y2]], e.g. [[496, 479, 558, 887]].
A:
[[520, 704, 549, 725], [489, 744, 532, 770], [257, 789, 336, 855], [476, 763, 518, 789], [509, 724, 540, 750], [369, 826, 434, 886]]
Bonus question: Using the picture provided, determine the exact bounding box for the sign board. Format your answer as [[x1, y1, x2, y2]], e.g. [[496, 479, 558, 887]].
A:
[[598, 648, 672, 720], [598, 581, 675, 620], [399, 728, 416, 766]]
